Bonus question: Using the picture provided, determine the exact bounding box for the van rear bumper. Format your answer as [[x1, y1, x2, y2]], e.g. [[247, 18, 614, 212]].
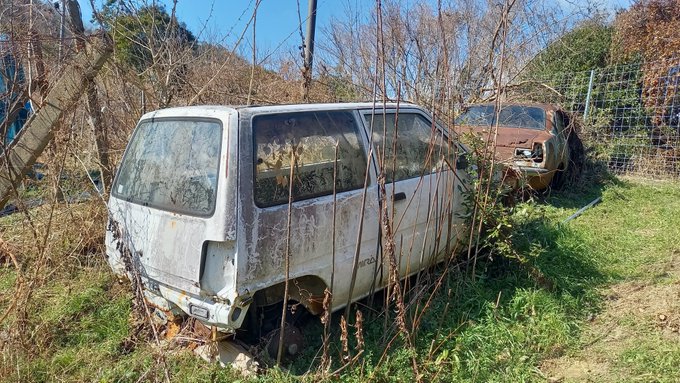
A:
[[142, 278, 249, 332]]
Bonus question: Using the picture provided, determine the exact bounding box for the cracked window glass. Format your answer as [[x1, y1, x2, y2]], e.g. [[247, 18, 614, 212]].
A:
[[253, 110, 367, 207], [113, 119, 222, 216], [456, 105, 546, 130]]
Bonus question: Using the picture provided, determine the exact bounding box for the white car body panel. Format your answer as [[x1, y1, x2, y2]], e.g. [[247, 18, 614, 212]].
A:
[[106, 103, 469, 332]]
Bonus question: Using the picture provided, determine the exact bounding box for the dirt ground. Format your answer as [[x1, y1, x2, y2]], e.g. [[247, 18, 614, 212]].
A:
[[540, 251, 680, 382]]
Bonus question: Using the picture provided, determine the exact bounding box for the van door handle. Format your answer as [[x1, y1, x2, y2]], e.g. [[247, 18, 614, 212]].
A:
[[393, 192, 406, 202]]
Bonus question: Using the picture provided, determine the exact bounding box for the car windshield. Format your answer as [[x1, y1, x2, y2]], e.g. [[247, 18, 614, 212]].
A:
[[455, 105, 546, 130], [113, 118, 222, 216]]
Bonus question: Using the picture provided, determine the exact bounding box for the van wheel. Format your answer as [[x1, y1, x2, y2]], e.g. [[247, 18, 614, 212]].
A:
[[264, 325, 304, 362]]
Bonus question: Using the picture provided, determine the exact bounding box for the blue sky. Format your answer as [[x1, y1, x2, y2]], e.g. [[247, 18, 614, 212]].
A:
[[79, 0, 368, 59], [79, 0, 632, 59]]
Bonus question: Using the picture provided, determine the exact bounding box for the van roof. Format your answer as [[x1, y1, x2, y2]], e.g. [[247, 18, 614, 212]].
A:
[[235, 102, 420, 112], [140, 102, 422, 120]]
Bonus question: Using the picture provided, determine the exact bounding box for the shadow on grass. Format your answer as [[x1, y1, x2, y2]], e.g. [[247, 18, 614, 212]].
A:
[[288, 211, 610, 380], [284, 166, 625, 378], [539, 155, 636, 212]]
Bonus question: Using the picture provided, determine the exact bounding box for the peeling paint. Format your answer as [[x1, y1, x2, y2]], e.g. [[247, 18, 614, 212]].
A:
[[106, 103, 470, 333]]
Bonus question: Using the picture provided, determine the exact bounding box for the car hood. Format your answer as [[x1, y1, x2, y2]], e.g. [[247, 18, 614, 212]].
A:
[[455, 125, 552, 159]]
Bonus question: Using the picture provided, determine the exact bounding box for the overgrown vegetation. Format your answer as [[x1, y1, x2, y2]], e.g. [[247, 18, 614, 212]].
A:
[[1, 0, 679, 381], [98, 1, 197, 108], [513, 0, 680, 181], [524, 19, 613, 79], [2, 168, 679, 382]]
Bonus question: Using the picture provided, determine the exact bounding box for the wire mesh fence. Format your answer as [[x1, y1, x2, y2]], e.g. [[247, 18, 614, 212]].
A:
[[507, 56, 680, 179]]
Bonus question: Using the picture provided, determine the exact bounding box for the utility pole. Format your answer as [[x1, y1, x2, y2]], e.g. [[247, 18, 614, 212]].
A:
[[302, 0, 317, 101], [303, 0, 318, 73]]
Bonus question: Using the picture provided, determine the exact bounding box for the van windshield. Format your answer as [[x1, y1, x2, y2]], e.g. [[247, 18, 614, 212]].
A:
[[113, 119, 222, 216]]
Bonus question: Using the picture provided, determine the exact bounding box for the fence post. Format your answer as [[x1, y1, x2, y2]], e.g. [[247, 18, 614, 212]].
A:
[[583, 69, 596, 121]]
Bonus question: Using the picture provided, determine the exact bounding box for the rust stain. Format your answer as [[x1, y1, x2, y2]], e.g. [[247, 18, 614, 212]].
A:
[[455, 103, 570, 190], [165, 320, 181, 339], [306, 295, 325, 315], [170, 220, 176, 229]]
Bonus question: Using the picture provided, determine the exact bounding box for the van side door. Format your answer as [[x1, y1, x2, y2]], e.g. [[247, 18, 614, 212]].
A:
[[361, 109, 464, 281]]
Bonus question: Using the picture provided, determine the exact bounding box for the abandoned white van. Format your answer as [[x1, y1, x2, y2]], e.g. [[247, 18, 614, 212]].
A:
[[105, 102, 470, 355]]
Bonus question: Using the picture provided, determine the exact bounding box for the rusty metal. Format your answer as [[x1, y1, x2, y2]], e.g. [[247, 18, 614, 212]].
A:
[[455, 102, 571, 190], [267, 325, 304, 361]]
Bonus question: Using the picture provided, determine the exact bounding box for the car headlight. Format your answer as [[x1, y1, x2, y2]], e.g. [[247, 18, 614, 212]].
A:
[[532, 143, 543, 162], [514, 143, 544, 163]]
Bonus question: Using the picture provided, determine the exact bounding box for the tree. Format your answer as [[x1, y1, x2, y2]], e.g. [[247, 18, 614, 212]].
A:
[[612, 0, 680, 130], [319, 0, 579, 109], [524, 19, 613, 79], [512, 19, 628, 122], [611, 0, 679, 64], [100, 0, 196, 106]]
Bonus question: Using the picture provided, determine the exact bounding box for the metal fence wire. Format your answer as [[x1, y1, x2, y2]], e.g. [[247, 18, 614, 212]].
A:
[[506, 56, 680, 179]]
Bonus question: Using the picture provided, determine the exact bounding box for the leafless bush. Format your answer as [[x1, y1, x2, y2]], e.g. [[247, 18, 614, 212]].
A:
[[316, 0, 590, 108]]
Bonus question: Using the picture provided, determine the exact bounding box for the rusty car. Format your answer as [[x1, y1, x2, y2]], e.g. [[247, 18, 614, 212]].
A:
[[106, 103, 471, 358], [454, 103, 571, 189]]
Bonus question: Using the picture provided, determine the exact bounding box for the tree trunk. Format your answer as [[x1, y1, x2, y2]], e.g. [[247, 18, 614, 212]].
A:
[[66, 0, 112, 193], [85, 82, 112, 193], [0, 37, 113, 209]]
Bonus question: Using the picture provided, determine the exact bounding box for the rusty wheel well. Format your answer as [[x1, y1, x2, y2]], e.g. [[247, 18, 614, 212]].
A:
[[239, 275, 327, 343], [252, 275, 328, 315]]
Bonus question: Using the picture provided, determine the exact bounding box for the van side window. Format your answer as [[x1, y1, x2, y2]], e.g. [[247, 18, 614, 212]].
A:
[[253, 111, 367, 208], [365, 112, 451, 183]]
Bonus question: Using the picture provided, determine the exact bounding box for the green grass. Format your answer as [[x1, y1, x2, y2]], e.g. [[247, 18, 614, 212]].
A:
[[567, 181, 680, 279], [533, 178, 680, 382], [617, 340, 680, 383], [3, 270, 244, 383], [0, 269, 15, 291], [1, 177, 679, 382], [319, 177, 680, 382]]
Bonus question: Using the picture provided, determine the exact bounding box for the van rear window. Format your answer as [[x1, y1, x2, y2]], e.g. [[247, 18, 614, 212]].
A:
[[253, 111, 367, 207], [113, 119, 222, 216]]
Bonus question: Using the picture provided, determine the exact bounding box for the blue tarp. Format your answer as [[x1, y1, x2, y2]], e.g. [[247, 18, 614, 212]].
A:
[[0, 49, 31, 145]]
